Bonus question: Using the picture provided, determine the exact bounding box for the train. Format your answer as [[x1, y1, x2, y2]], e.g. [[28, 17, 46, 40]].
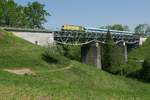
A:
[[61, 25, 134, 35]]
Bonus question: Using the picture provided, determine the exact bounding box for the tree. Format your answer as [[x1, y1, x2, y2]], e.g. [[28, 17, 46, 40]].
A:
[[0, 0, 18, 27], [24, 1, 50, 29], [134, 24, 150, 35], [0, 0, 6, 26], [6, 0, 22, 27], [111, 24, 124, 31], [0, 0, 50, 29], [100, 24, 130, 31], [14, 5, 29, 28], [102, 30, 125, 74], [102, 30, 115, 69], [123, 25, 130, 31], [134, 24, 145, 34]]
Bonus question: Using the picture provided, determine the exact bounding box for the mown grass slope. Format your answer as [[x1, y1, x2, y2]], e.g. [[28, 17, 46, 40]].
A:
[[0, 29, 48, 69], [0, 29, 150, 100]]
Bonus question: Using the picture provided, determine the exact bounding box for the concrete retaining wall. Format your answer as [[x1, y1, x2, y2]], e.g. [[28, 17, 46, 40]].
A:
[[139, 37, 147, 45], [12, 31, 54, 46]]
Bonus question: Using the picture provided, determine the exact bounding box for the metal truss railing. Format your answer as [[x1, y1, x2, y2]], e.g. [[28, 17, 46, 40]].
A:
[[54, 31, 140, 45]]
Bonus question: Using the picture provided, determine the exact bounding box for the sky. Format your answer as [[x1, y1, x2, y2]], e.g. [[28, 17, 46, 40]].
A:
[[15, 0, 150, 31]]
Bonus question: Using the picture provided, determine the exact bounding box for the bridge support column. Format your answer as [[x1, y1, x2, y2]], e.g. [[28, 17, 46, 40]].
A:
[[81, 42, 102, 69], [123, 42, 128, 62]]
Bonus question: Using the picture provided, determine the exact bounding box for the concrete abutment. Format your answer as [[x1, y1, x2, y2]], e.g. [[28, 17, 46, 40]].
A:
[[81, 42, 102, 69], [81, 41, 134, 69]]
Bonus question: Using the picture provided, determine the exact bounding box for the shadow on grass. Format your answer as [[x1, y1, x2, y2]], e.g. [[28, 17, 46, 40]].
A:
[[126, 70, 150, 83]]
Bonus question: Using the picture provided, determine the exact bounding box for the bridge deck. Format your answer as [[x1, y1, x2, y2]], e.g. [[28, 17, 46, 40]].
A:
[[54, 31, 140, 45]]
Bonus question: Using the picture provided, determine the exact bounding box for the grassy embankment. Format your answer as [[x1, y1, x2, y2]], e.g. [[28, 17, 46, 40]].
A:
[[0, 29, 150, 100], [129, 37, 150, 60]]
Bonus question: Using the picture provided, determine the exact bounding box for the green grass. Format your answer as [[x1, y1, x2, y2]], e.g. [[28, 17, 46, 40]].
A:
[[128, 37, 150, 60], [125, 37, 150, 73], [0, 29, 150, 99], [0, 29, 63, 70]]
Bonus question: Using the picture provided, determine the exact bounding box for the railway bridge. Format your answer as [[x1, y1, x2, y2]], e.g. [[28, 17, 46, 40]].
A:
[[54, 30, 140, 69], [3, 27, 143, 69]]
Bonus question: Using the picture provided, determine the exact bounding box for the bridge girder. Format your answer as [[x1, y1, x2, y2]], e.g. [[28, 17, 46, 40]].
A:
[[54, 31, 140, 45]]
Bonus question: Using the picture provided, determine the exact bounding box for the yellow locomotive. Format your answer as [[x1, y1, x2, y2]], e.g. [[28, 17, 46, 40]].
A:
[[61, 25, 85, 32]]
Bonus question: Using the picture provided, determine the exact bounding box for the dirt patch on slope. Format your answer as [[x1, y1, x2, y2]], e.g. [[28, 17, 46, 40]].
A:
[[4, 68, 35, 75]]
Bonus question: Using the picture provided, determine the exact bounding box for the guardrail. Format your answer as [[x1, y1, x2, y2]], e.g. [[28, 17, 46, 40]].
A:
[[1, 27, 52, 33]]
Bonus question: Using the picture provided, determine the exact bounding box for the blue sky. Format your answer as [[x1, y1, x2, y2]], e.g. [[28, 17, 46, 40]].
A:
[[15, 0, 150, 31]]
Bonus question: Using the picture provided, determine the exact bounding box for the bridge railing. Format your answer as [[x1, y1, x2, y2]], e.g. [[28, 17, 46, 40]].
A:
[[1, 27, 51, 33], [54, 31, 140, 45]]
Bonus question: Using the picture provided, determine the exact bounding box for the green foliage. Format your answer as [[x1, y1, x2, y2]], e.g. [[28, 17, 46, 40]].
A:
[[102, 31, 114, 69], [102, 45, 125, 74], [1, 29, 150, 99], [0, 29, 46, 68], [140, 57, 150, 81], [100, 24, 130, 31], [111, 24, 124, 31], [134, 24, 150, 35], [102, 31, 125, 74], [120, 61, 142, 76], [127, 37, 150, 78], [42, 45, 70, 65], [1, 61, 150, 99], [0, 0, 50, 29], [128, 37, 150, 61], [24, 2, 50, 29], [0, 0, 18, 26], [134, 24, 145, 34], [62, 45, 81, 61]]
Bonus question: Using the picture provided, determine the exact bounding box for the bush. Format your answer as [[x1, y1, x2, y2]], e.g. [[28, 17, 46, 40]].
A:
[[42, 45, 70, 66], [104, 60, 141, 76], [102, 44, 125, 74], [106, 64, 125, 75], [62, 45, 81, 61], [140, 57, 150, 80], [121, 61, 141, 76]]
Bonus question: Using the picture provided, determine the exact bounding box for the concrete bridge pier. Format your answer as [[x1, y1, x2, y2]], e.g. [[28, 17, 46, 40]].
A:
[[81, 42, 102, 69], [123, 42, 128, 62]]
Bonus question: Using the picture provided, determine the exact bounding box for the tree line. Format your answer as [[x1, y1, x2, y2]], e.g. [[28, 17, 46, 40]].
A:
[[0, 0, 50, 29]]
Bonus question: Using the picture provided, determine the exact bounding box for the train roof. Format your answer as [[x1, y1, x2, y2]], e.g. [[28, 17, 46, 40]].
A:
[[85, 27, 134, 34]]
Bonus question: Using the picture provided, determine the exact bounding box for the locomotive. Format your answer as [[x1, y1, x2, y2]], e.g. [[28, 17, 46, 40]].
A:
[[61, 25, 85, 32]]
